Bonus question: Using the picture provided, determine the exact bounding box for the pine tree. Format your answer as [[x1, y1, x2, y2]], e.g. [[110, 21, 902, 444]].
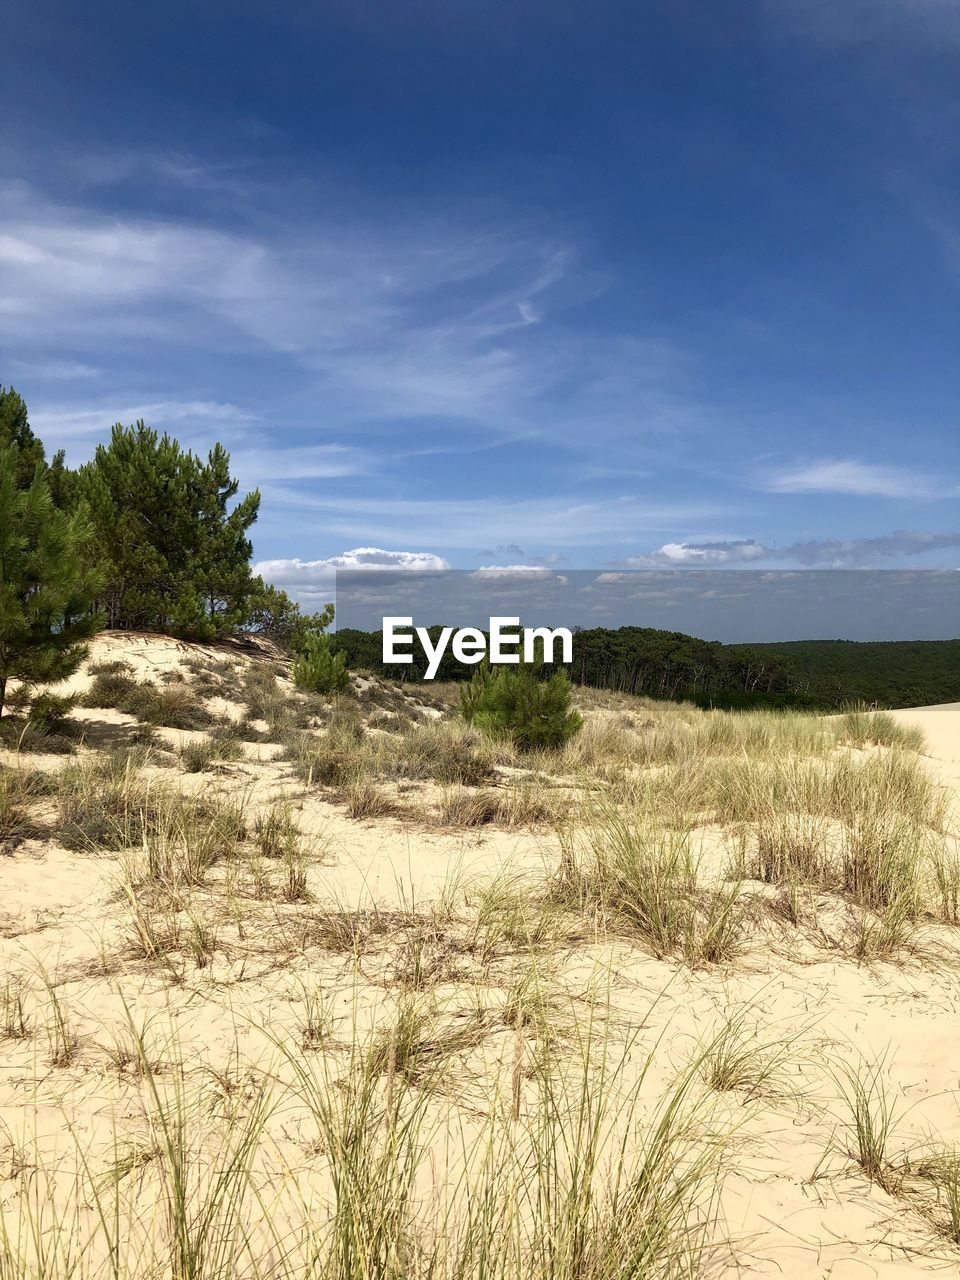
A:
[[78, 423, 261, 635], [0, 385, 48, 489], [243, 580, 335, 652], [291, 632, 349, 694], [0, 444, 103, 718], [460, 662, 582, 750], [191, 443, 262, 635]]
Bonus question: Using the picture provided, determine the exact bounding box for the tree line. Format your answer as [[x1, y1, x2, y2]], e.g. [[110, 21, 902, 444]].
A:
[[330, 625, 960, 710], [330, 625, 811, 708]]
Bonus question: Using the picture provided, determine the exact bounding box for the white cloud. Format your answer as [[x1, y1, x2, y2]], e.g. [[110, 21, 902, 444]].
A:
[[469, 565, 555, 579], [761, 458, 949, 499], [629, 540, 767, 566], [253, 548, 451, 602], [27, 400, 372, 487]]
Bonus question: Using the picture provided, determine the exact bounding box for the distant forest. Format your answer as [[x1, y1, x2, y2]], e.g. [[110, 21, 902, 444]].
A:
[[751, 639, 960, 710], [331, 627, 960, 711]]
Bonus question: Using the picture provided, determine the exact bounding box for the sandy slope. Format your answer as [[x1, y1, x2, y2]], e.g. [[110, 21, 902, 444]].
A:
[[892, 704, 960, 790], [2, 640, 960, 1278]]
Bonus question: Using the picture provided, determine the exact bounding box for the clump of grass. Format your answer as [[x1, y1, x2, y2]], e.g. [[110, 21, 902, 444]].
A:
[[83, 666, 213, 729], [849, 893, 920, 964], [282, 845, 311, 902], [82, 659, 138, 706], [139, 795, 246, 893], [0, 767, 40, 849], [840, 810, 931, 913], [701, 1009, 804, 1101], [179, 730, 243, 773], [747, 811, 829, 885], [295, 907, 398, 954], [185, 913, 219, 968], [829, 749, 946, 831], [400, 719, 506, 786], [557, 812, 745, 965], [364, 997, 489, 1089], [240, 664, 299, 738], [837, 1055, 901, 1192], [908, 1149, 960, 1245], [842, 704, 925, 751], [124, 888, 183, 964], [253, 802, 300, 858], [58, 753, 244, 867], [495, 781, 569, 828], [299, 981, 332, 1049], [143, 683, 214, 730], [1, 976, 30, 1039], [40, 976, 81, 1067], [345, 776, 393, 820], [432, 785, 501, 827], [426, 777, 570, 831], [587, 813, 695, 956], [182, 655, 244, 701], [57, 750, 163, 850], [929, 840, 960, 925], [469, 870, 565, 960], [284, 709, 369, 787]]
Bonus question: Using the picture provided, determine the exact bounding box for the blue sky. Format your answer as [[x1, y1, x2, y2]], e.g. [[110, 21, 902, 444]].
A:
[[2, 0, 958, 608]]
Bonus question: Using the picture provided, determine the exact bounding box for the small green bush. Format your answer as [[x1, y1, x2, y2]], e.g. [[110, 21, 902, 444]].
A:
[[291, 633, 349, 695], [461, 664, 582, 751]]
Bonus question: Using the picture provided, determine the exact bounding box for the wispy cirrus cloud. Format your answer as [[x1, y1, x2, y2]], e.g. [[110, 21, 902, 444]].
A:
[[28, 399, 374, 489], [29, 398, 256, 445], [10, 358, 101, 381], [253, 491, 725, 552], [764, 0, 960, 47], [759, 458, 951, 499], [0, 177, 698, 448]]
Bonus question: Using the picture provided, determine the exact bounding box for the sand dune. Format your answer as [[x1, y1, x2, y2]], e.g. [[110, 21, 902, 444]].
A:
[[2, 635, 960, 1278]]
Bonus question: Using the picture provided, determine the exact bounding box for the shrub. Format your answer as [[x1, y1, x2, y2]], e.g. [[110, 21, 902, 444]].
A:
[[400, 720, 502, 786], [82, 664, 139, 710], [178, 734, 242, 772], [144, 684, 213, 730], [83, 669, 212, 729], [461, 664, 582, 752], [292, 632, 349, 695]]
